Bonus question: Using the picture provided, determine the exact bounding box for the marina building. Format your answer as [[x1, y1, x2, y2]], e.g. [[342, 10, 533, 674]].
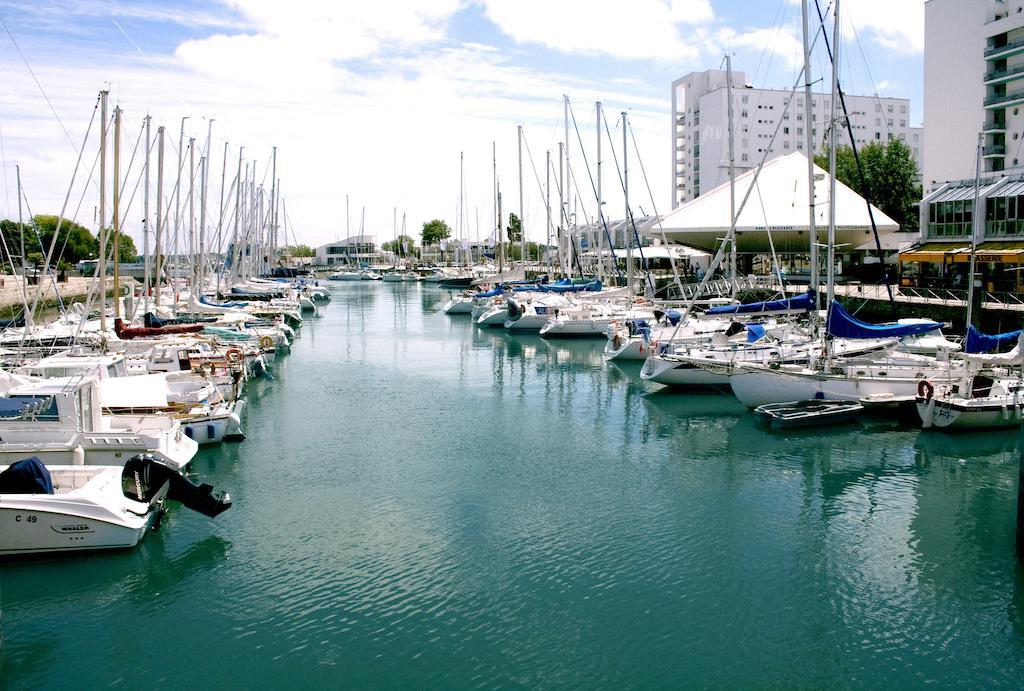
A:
[[902, 0, 1024, 294], [650, 151, 915, 281], [671, 69, 921, 207], [314, 235, 380, 267]]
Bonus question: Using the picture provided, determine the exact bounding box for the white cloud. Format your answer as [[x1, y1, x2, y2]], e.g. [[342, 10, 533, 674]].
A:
[[670, 0, 715, 24], [478, 0, 701, 61], [788, 0, 923, 56]]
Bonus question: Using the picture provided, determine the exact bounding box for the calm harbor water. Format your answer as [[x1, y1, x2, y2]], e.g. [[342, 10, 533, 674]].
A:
[[3, 282, 1024, 687]]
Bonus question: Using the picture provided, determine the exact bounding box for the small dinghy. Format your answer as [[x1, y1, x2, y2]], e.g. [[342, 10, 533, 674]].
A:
[[754, 399, 863, 431]]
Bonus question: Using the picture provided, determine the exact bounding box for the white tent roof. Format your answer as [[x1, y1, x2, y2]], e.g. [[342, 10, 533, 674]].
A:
[[652, 151, 899, 235]]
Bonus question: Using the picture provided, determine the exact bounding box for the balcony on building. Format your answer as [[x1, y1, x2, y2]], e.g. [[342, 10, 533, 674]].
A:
[[983, 118, 1008, 133], [984, 87, 1024, 108], [984, 62, 1024, 84], [983, 143, 1007, 157], [985, 34, 1024, 60]]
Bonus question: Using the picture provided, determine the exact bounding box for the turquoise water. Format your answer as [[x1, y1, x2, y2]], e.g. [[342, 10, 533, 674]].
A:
[[4, 282, 1024, 688]]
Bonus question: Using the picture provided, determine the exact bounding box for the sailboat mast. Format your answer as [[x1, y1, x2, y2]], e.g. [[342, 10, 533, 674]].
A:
[[492, 141, 499, 271], [546, 149, 552, 277], [726, 54, 737, 300], [98, 90, 108, 334], [561, 140, 569, 278], [15, 164, 23, 275], [188, 138, 196, 300], [459, 151, 464, 268], [199, 153, 208, 295], [623, 111, 632, 297], [826, 0, 840, 308], [155, 125, 165, 308], [112, 106, 122, 320], [230, 147, 243, 289], [802, 0, 819, 308], [967, 132, 983, 329], [217, 141, 228, 276], [173, 117, 187, 306], [518, 125, 525, 273], [143, 115, 151, 305], [269, 146, 277, 272], [596, 101, 604, 282]]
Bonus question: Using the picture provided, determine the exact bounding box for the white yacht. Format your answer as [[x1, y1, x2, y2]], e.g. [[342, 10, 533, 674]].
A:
[[0, 376, 197, 469]]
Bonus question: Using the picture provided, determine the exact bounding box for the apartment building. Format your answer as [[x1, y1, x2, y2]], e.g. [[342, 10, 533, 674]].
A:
[[671, 69, 920, 208]]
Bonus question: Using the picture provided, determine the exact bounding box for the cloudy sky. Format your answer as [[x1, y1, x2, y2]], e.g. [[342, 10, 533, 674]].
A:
[[0, 0, 924, 250]]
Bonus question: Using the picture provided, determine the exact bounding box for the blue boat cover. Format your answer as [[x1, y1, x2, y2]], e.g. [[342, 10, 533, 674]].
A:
[[201, 295, 249, 308], [537, 279, 602, 293], [665, 309, 682, 326], [706, 290, 815, 315], [473, 287, 503, 298], [826, 301, 942, 339], [0, 456, 53, 494], [965, 324, 1023, 353], [746, 324, 767, 343]]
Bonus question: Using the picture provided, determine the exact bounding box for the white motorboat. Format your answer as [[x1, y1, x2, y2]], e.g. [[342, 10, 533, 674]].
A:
[[442, 292, 476, 315], [504, 294, 569, 333], [0, 376, 198, 469], [476, 301, 509, 328], [540, 301, 653, 339], [0, 454, 231, 556]]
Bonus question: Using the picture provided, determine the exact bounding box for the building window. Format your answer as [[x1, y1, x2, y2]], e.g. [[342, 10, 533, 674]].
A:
[[797, 127, 803, 135], [783, 127, 790, 134], [900, 105, 907, 114]]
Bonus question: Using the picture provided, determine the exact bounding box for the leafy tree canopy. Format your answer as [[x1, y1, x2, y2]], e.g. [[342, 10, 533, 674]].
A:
[[814, 139, 921, 233], [285, 244, 315, 257], [506, 212, 522, 243], [381, 234, 417, 256], [421, 219, 451, 246]]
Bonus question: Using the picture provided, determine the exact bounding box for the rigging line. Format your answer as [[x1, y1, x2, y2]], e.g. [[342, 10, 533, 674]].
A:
[[0, 13, 77, 153], [0, 124, 10, 218], [673, 20, 830, 322], [520, 130, 555, 256], [21, 194, 71, 317], [848, 12, 893, 143], [627, 121, 684, 296], [565, 100, 623, 282], [813, 0, 896, 315], [599, 110, 653, 291], [25, 94, 100, 332]]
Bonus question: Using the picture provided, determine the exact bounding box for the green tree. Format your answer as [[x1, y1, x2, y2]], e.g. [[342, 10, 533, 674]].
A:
[[285, 244, 315, 257], [115, 233, 138, 261], [421, 219, 451, 246], [814, 139, 921, 233], [508, 242, 541, 262], [382, 234, 417, 256], [32, 215, 100, 264], [506, 212, 522, 243]]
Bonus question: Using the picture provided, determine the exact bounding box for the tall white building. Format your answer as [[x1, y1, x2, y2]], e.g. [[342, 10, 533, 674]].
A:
[[922, 0, 1024, 190], [907, 0, 1024, 295], [671, 69, 921, 208]]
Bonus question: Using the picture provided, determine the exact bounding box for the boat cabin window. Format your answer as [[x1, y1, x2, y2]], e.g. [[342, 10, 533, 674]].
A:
[[77, 388, 95, 431], [0, 395, 60, 421]]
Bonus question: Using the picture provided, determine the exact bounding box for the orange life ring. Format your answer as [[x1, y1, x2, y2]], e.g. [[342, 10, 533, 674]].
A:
[[225, 348, 244, 364], [917, 379, 934, 401]]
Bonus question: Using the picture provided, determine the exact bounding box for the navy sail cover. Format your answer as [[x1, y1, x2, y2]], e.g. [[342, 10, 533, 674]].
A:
[[0, 456, 54, 494], [965, 324, 1023, 353], [826, 301, 942, 339], [705, 291, 815, 315]]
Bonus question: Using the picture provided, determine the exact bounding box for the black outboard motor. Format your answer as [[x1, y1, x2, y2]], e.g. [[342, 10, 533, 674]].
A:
[[507, 298, 523, 321], [122, 454, 232, 518]]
